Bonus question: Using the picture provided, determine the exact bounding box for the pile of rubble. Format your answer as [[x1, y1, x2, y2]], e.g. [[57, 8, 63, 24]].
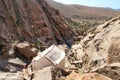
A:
[[1, 16, 120, 80], [16, 43, 113, 80], [0, 41, 112, 80], [0, 41, 68, 80], [18, 44, 67, 80]]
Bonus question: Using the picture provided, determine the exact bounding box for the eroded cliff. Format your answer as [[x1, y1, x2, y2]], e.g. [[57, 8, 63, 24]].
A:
[[0, 0, 74, 54]]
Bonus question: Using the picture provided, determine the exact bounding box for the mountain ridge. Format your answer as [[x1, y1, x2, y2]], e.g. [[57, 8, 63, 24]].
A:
[[46, 0, 120, 19]]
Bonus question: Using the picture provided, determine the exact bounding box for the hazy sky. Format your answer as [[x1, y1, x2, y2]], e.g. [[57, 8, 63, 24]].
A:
[[53, 0, 120, 9]]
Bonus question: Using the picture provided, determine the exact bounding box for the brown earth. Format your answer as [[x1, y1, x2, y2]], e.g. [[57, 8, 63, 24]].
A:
[[46, 0, 120, 19]]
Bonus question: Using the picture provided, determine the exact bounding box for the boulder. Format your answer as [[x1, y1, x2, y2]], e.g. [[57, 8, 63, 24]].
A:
[[65, 71, 78, 80], [32, 66, 53, 80], [0, 58, 26, 72], [21, 66, 69, 80], [31, 45, 65, 71], [0, 72, 21, 80], [65, 72, 112, 80], [95, 63, 120, 80], [17, 41, 37, 58], [21, 66, 53, 80], [8, 58, 26, 67]]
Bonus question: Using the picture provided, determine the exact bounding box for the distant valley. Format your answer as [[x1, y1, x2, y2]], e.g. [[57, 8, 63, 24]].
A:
[[46, 0, 120, 20], [46, 0, 120, 35]]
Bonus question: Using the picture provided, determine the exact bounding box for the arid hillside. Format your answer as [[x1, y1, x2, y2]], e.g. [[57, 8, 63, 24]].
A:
[[46, 0, 120, 20]]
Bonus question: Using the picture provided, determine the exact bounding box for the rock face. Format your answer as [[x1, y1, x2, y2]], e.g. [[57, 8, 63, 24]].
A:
[[21, 66, 53, 80], [0, 72, 21, 80], [65, 72, 112, 80], [70, 17, 120, 79], [17, 41, 37, 58], [0, 0, 74, 54], [0, 58, 26, 72], [95, 63, 120, 80]]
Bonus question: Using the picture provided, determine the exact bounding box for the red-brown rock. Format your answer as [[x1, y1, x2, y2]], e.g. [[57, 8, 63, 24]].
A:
[[0, 0, 74, 54], [17, 41, 37, 58]]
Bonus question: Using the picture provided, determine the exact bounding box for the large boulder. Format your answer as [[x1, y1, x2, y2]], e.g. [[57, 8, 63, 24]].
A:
[[21, 66, 53, 80], [20, 66, 68, 80], [70, 17, 120, 72], [95, 63, 120, 80], [65, 72, 112, 80], [17, 41, 37, 58], [0, 58, 26, 72], [31, 45, 65, 71]]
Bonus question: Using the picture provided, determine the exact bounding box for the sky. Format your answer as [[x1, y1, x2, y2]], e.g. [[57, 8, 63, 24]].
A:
[[53, 0, 120, 9]]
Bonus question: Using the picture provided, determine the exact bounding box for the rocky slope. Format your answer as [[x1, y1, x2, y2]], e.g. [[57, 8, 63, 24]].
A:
[[70, 16, 120, 79], [0, 0, 74, 55], [0, 0, 75, 78], [0, 0, 120, 80]]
